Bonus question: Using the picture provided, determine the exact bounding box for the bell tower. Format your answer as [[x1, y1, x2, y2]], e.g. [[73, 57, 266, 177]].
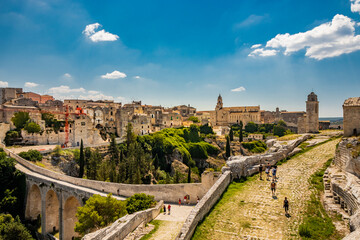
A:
[[306, 92, 319, 133], [216, 94, 223, 110]]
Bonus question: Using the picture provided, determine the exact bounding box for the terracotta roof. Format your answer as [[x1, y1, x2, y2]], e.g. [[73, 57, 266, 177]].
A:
[[343, 97, 360, 107]]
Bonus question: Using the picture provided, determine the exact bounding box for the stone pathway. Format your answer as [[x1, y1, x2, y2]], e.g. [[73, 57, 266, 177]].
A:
[[193, 138, 339, 240], [146, 204, 194, 240]]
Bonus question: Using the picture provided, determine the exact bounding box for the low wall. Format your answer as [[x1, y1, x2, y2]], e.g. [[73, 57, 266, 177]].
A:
[[83, 200, 163, 240], [176, 171, 232, 240], [1, 143, 209, 204], [226, 135, 310, 178]]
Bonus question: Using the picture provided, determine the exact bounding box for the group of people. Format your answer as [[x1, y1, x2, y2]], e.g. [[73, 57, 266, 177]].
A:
[[178, 195, 200, 206], [163, 204, 171, 215], [259, 162, 290, 215]]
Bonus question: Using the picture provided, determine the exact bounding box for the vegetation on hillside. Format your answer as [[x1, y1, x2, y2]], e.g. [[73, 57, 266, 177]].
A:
[[18, 150, 42, 162], [242, 140, 267, 153], [75, 193, 156, 236]]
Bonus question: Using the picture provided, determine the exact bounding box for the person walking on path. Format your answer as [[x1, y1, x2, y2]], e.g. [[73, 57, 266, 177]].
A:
[[178, 198, 181, 206], [184, 195, 187, 204], [163, 205, 166, 214], [272, 166, 277, 181], [187, 195, 190, 205], [168, 204, 171, 215], [271, 180, 276, 196], [259, 163, 263, 180], [265, 163, 270, 181], [283, 197, 289, 215]]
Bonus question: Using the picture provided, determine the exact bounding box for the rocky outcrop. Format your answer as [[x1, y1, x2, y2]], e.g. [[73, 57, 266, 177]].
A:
[[224, 135, 310, 178]]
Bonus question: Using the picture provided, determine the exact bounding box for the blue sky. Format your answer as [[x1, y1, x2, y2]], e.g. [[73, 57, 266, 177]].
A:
[[1, 0, 360, 117]]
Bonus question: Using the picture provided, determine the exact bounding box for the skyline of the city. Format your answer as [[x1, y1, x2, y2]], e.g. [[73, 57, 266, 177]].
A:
[[1, 0, 360, 117]]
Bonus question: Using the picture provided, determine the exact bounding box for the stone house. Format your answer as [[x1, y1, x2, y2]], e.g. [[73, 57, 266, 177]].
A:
[[343, 97, 360, 137]]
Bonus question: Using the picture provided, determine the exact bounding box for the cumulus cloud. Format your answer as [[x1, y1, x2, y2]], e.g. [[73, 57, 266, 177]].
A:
[[231, 86, 246, 92], [134, 76, 141, 79], [83, 23, 119, 42], [351, 0, 360, 14], [0, 81, 9, 87], [47, 85, 124, 102], [24, 82, 39, 88], [64, 73, 72, 78], [48, 85, 86, 94], [250, 14, 360, 60], [248, 48, 278, 57], [101, 70, 127, 79], [251, 44, 262, 49]]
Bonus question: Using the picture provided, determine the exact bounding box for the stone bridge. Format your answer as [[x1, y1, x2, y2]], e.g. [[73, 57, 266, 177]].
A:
[[1, 143, 215, 240]]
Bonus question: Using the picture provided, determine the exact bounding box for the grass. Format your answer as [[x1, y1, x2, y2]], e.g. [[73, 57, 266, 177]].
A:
[[298, 158, 343, 240], [192, 176, 257, 240], [140, 220, 161, 240], [35, 161, 45, 168], [276, 136, 341, 166], [277, 134, 301, 141]]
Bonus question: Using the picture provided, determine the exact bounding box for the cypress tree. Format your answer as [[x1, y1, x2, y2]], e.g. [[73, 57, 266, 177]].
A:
[[229, 128, 234, 141], [187, 166, 191, 183], [225, 135, 231, 158], [79, 139, 85, 178], [239, 121, 243, 142]]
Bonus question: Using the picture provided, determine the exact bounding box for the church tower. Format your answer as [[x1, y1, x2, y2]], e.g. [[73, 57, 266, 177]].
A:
[[216, 94, 223, 110], [306, 92, 319, 133]]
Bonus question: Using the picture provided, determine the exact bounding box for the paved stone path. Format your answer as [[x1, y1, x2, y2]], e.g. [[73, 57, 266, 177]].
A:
[[193, 138, 339, 240], [147, 204, 194, 240]]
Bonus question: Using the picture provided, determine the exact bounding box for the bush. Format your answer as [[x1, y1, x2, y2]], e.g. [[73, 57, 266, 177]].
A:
[[188, 116, 200, 123], [244, 122, 258, 133], [18, 150, 42, 162], [0, 214, 33, 240], [187, 143, 208, 159], [242, 141, 267, 153], [126, 193, 156, 214], [4, 131, 21, 146], [24, 122, 41, 134], [299, 224, 311, 238]]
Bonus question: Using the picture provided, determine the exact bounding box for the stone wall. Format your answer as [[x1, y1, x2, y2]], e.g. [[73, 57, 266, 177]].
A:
[[83, 201, 163, 240], [334, 138, 360, 179], [0, 123, 10, 142], [226, 135, 310, 178], [176, 171, 231, 240], [1, 143, 212, 204]]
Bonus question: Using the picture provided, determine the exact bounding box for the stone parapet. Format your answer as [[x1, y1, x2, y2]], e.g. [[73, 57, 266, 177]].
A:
[[176, 171, 232, 240], [83, 201, 163, 240]]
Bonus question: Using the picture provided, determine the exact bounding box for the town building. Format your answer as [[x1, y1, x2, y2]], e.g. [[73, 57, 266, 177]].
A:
[[343, 97, 360, 137]]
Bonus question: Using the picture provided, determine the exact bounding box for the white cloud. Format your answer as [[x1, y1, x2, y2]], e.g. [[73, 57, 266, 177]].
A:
[[231, 86, 246, 92], [234, 14, 268, 29], [48, 85, 86, 94], [351, 0, 360, 14], [83, 23, 119, 42], [248, 48, 278, 57], [101, 70, 127, 79], [24, 82, 39, 88], [0, 81, 9, 87], [83, 23, 101, 36], [252, 14, 360, 60], [251, 44, 262, 49], [88, 90, 99, 94], [64, 73, 72, 78], [134, 76, 141, 79]]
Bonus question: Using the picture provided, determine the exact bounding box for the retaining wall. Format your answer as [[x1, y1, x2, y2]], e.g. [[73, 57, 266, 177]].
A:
[[176, 171, 232, 240], [1, 143, 209, 204], [83, 201, 163, 240]]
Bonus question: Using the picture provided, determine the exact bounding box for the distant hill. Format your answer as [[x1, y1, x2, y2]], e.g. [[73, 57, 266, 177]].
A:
[[319, 117, 343, 127]]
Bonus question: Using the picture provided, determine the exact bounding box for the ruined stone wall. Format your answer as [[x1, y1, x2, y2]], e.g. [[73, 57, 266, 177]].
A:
[[0, 122, 10, 142], [83, 201, 163, 240], [226, 135, 310, 178], [343, 106, 360, 137], [176, 171, 231, 240], [334, 138, 360, 178]]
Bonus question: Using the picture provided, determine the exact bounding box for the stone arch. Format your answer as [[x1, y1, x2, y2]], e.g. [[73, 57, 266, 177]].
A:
[[63, 196, 81, 240], [25, 184, 41, 220], [45, 189, 59, 233]]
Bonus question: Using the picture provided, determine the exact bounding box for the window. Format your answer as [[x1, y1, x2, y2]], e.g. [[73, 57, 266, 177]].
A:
[[81, 122, 86, 126]]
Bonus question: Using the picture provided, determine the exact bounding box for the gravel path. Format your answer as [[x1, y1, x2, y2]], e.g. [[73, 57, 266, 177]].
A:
[[193, 138, 339, 240]]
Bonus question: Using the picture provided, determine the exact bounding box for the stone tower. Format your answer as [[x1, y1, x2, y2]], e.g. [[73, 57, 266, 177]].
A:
[[306, 92, 319, 133], [216, 94, 223, 110]]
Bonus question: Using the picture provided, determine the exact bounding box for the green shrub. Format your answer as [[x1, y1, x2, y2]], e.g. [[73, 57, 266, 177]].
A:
[[299, 224, 311, 238], [242, 141, 267, 153], [18, 150, 42, 162], [4, 131, 21, 146], [126, 193, 156, 214]]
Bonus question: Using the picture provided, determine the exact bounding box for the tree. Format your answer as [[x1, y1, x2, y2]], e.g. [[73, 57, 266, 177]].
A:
[[86, 149, 100, 180], [11, 112, 30, 130], [126, 123, 136, 151], [245, 122, 258, 133], [199, 124, 214, 134], [18, 150, 42, 162], [239, 121, 243, 142], [109, 135, 119, 164], [187, 167, 191, 183], [229, 128, 234, 141], [188, 116, 200, 123], [125, 193, 156, 214], [75, 194, 127, 236], [273, 124, 286, 137], [0, 214, 33, 240], [24, 122, 41, 134], [78, 139, 84, 178], [225, 135, 231, 158], [4, 131, 21, 146]]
